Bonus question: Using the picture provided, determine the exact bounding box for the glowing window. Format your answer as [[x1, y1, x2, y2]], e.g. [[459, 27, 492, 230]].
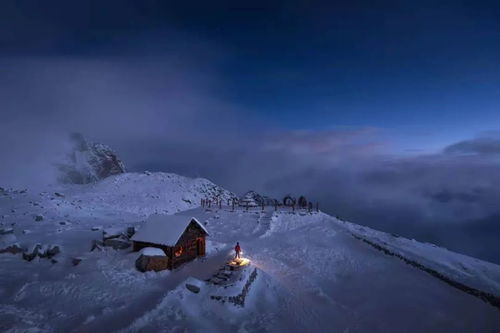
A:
[[174, 246, 184, 257]]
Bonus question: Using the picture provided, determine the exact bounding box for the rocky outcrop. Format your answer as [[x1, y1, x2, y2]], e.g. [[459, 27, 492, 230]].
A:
[[185, 283, 200, 294], [210, 268, 258, 307], [22, 244, 42, 261], [57, 133, 126, 184], [103, 238, 130, 250], [239, 191, 276, 207], [0, 227, 14, 235], [72, 257, 83, 266], [21, 243, 61, 261]]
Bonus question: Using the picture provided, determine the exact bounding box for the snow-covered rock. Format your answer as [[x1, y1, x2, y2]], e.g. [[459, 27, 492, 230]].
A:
[[184, 277, 204, 294], [239, 190, 276, 206], [90, 240, 104, 252], [72, 257, 83, 266], [22, 244, 42, 261], [0, 234, 23, 254], [185, 284, 200, 293], [103, 227, 124, 240], [239, 191, 261, 207], [38, 244, 49, 258], [136, 248, 168, 272], [0, 227, 14, 235], [46, 245, 61, 258], [135, 254, 169, 272], [57, 133, 126, 184]]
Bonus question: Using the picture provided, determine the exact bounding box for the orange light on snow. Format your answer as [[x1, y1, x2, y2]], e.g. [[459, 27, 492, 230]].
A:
[[230, 257, 250, 266]]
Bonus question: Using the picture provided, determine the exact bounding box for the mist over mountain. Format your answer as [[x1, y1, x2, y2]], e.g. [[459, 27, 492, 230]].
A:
[[56, 133, 126, 184]]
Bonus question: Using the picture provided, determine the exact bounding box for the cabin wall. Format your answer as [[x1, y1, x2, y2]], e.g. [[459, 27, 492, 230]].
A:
[[170, 222, 206, 269]]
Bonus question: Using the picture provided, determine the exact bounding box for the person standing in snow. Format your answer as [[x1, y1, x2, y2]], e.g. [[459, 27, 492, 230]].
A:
[[235, 242, 241, 259]]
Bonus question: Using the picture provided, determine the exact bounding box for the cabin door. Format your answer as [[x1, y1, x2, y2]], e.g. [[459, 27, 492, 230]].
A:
[[196, 237, 205, 256]]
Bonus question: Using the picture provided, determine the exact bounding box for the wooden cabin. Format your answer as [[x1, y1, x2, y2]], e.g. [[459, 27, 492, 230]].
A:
[[131, 215, 208, 269]]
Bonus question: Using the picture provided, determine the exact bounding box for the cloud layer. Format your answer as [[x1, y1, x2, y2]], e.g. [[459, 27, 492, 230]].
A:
[[1, 56, 499, 264], [127, 129, 500, 263]]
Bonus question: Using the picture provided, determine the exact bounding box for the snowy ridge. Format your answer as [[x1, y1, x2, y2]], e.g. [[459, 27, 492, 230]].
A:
[[337, 218, 500, 302], [238, 190, 276, 207], [59, 172, 236, 216]]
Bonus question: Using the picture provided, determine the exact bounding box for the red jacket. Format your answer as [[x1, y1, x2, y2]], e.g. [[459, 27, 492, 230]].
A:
[[235, 244, 241, 252]]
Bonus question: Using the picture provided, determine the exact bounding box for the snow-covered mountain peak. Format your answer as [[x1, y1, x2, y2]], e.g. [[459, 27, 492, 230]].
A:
[[56, 133, 126, 184]]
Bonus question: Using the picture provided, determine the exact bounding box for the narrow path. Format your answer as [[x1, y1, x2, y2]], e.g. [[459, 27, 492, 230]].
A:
[[251, 209, 274, 236]]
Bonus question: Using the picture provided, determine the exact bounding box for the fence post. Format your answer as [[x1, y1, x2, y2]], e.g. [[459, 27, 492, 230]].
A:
[[316, 202, 319, 212]]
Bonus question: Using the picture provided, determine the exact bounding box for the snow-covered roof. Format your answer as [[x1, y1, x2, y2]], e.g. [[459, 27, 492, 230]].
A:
[[131, 214, 208, 246], [140, 247, 166, 256]]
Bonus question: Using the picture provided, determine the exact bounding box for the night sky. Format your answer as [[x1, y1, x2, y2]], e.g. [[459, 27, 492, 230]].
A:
[[1, 1, 500, 263]]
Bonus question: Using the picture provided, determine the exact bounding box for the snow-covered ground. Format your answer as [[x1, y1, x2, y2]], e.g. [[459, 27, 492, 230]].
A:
[[60, 172, 236, 216], [1, 173, 499, 332]]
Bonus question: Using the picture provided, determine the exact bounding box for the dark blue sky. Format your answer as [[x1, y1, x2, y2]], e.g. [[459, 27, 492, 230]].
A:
[[2, 1, 500, 151]]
